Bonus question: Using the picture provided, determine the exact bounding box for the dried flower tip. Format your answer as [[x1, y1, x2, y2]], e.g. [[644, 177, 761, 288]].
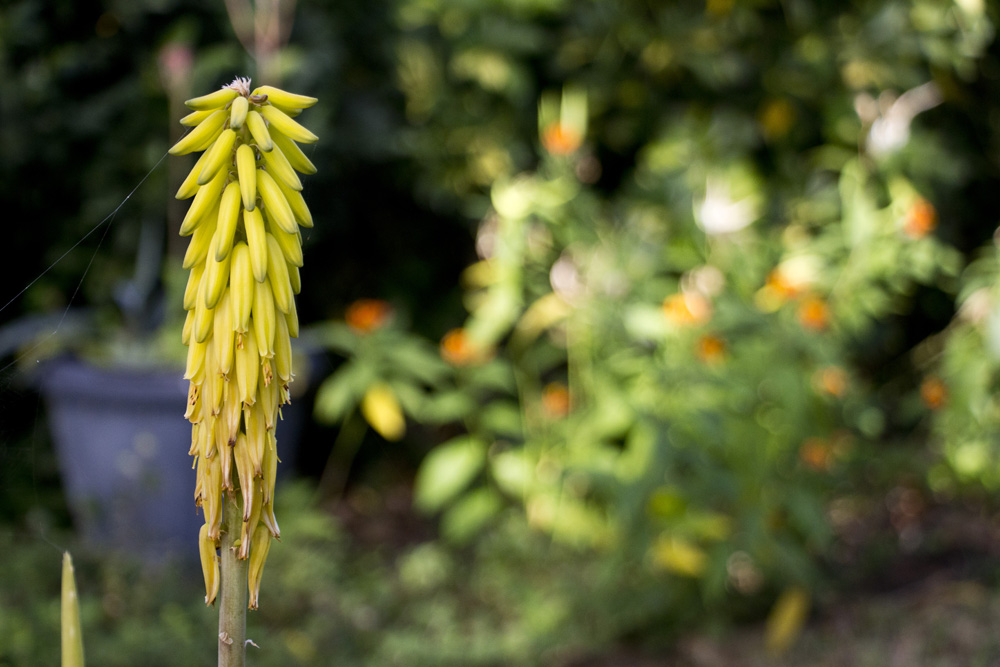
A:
[[226, 77, 252, 97]]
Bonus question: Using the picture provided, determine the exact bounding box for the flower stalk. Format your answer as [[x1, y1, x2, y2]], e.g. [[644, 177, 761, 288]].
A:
[[218, 492, 248, 667]]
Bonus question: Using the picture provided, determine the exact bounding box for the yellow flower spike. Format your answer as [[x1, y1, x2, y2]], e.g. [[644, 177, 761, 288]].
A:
[[247, 524, 273, 610], [176, 78, 317, 610]]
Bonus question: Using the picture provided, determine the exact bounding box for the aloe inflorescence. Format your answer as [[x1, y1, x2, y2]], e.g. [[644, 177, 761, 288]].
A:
[[170, 77, 317, 609]]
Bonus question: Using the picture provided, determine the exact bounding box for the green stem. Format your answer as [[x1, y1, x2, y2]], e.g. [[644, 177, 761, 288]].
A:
[[316, 409, 368, 501], [219, 492, 248, 667]]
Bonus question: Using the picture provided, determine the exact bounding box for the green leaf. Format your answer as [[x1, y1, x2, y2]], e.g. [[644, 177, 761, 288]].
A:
[[313, 363, 372, 423], [414, 436, 488, 513], [311, 321, 359, 356], [383, 337, 451, 386], [491, 449, 533, 497], [480, 400, 522, 438], [441, 488, 503, 543], [416, 390, 477, 423]]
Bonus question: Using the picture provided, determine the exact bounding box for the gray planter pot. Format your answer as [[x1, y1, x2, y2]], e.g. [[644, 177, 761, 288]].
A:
[[41, 356, 308, 560], [41, 358, 198, 560]]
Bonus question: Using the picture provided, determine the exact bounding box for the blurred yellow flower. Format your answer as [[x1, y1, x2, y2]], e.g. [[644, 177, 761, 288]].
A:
[[361, 383, 406, 441]]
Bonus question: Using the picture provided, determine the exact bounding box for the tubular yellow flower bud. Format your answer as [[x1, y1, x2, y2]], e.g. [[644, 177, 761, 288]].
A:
[[173, 76, 317, 609]]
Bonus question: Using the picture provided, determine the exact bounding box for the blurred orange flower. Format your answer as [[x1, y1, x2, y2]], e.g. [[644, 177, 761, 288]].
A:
[[346, 299, 392, 334], [542, 122, 583, 155], [903, 198, 937, 239], [920, 375, 947, 410], [766, 268, 803, 300], [799, 437, 833, 471], [696, 334, 726, 364], [440, 328, 491, 366], [541, 382, 571, 418], [797, 295, 829, 331], [663, 292, 712, 326], [815, 366, 848, 397]]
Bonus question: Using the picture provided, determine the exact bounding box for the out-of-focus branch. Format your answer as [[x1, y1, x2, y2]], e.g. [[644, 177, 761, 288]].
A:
[[224, 0, 298, 86]]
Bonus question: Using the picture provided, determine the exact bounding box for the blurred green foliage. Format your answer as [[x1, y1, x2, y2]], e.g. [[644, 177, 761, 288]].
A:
[[6, 0, 1000, 662]]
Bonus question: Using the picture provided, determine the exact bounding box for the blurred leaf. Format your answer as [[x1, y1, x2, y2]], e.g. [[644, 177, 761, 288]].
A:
[[312, 322, 360, 356], [383, 337, 451, 386], [441, 488, 503, 543], [314, 363, 373, 423], [416, 390, 477, 423], [491, 449, 533, 497], [480, 400, 522, 439], [414, 436, 488, 513]]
